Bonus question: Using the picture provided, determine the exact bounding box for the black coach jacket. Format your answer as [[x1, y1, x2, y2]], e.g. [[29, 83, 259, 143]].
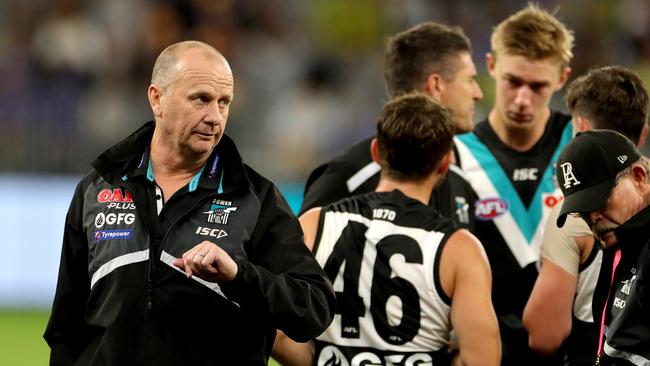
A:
[[593, 206, 650, 365], [44, 121, 335, 365]]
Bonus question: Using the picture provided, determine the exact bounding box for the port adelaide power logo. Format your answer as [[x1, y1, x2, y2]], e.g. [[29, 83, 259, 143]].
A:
[[204, 199, 237, 225]]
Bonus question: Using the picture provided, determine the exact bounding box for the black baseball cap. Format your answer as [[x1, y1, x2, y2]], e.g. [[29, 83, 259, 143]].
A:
[[556, 129, 642, 227]]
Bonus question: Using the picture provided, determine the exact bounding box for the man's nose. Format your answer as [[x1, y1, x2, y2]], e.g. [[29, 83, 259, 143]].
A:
[[514, 86, 532, 107], [205, 103, 225, 125], [473, 81, 483, 101]]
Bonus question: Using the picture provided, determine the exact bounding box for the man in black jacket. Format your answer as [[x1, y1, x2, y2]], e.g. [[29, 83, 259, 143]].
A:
[[524, 66, 649, 365], [43, 40, 335, 366], [556, 130, 650, 365], [299, 22, 483, 230]]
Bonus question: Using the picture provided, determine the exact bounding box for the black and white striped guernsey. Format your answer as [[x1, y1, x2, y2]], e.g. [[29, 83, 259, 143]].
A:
[[312, 190, 459, 366]]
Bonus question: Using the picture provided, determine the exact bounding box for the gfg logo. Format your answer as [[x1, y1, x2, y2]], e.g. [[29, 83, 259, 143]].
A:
[[475, 198, 509, 220], [95, 212, 136, 228]]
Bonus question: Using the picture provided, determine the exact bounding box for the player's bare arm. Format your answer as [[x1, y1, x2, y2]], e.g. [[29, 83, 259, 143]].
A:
[[299, 207, 322, 251], [523, 257, 577, 354], [441, 229, 500, 366]]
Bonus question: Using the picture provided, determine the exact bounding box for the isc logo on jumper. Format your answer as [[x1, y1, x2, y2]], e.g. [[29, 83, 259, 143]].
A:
[[475, 198, 509, 220], [204, 199, 237, 225], [94, 230, 132, 241]]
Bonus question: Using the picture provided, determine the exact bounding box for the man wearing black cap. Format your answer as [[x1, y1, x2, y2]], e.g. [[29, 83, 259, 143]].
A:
[[524, 65, 649, 365], [556, 129, 650, 365]]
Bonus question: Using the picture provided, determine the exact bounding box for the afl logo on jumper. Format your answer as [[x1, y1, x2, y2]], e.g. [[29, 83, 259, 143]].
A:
[[475, 198, 509, 220]]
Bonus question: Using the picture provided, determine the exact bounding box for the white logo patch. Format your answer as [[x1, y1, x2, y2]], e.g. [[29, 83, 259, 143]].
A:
[[560, 162, 581, 189], [617, 155, 628, 164], [195, 226, 228, 239]]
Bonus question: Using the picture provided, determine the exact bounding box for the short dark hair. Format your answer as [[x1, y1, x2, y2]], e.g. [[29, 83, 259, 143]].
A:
[[377, 94, 454, 181], [385, 22, 471, 98], [566, 66, 649, 144]]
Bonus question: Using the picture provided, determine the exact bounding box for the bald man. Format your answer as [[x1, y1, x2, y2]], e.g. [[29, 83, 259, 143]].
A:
[[44, 41, 335, 366]]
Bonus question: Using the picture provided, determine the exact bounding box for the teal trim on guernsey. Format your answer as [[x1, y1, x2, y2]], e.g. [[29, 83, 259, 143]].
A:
[[457, 120, 573, 242]]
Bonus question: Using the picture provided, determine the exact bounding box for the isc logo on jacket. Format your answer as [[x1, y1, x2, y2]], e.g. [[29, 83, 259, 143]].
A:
[[195, 226, 228, 239]]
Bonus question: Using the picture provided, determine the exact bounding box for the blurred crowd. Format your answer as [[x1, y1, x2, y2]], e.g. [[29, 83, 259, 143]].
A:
[[1, 0, 650, 183]]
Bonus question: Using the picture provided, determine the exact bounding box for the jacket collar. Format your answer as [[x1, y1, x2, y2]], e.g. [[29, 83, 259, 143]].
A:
[[92, 121, 248, 193], [613, 205, 650, 250]]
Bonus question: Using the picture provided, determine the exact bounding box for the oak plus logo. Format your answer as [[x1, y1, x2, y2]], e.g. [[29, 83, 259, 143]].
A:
[[204, 199, 238, 225], [97, 188, 133, 203]]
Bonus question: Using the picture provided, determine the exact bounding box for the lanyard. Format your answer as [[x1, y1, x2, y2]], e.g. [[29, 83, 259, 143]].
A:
[[596, 248, 622, 364]]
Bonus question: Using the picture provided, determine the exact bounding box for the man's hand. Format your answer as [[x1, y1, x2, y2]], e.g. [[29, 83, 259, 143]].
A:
[[172, 241, 238, 282]]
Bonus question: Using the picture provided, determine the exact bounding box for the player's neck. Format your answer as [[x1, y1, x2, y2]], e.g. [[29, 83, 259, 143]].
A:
[[488, 108, 550, 152], [376, 177, 434, 205]]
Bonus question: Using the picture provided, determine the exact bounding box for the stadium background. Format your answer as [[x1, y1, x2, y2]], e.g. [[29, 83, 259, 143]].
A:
[[1, 0, 650, 364]]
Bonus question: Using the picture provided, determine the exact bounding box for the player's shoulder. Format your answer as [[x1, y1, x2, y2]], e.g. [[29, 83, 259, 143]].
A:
[[445, 228, 489, 266], [447, 163, 471, 184], [306, 137, 374, 183], [319, 136, 373, 166]]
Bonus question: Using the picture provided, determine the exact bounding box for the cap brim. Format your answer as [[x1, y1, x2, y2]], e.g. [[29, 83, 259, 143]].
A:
[[556, 178, 615, 227]]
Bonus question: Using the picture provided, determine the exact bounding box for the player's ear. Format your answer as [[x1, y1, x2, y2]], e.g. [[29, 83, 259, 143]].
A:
[[148, 84, 163, 117], [557, 66, 572, 90], [437, 150, 453, 175], [486, 52, 496, 77], [424, 73, 443, 100], [370, 138, 381, 164], [574, 115, 591, 134]]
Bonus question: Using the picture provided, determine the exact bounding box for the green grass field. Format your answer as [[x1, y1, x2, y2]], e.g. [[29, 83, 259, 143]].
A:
[[0, 310, 50, 365], [0, 309, 280, 365]]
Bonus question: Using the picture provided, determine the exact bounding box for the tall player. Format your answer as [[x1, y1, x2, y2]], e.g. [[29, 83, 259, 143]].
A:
[[299, 21, 483, 230], [274, 94, 499, 366], [453, 5, 574, 365]]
